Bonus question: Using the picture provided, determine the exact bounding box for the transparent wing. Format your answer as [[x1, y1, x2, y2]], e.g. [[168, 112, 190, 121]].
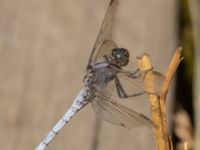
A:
[[116, 70, 165, 96], [90, 69, 164, 129], [91, 92, 154, 129], [87, 0, 118, 68], [116, 73, 146, 96], [92, 39, 117, 63]]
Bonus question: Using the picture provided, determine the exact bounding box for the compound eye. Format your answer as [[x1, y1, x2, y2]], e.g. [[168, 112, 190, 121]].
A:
[[122, 49, 129, 57], [111, 48, 129, 67]]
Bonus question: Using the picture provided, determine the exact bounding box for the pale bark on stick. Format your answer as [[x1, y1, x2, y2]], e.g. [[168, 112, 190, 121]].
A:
[[137, 47, 183, 150]]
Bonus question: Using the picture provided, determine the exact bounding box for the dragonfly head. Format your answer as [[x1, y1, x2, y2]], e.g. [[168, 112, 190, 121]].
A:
[[111, 48, 129, 67]]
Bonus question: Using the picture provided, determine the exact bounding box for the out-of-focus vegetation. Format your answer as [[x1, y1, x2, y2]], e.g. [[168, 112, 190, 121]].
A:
[[173, 0, 195, 149], [188, 0, 200, 148], [179, 0, 194, 81]]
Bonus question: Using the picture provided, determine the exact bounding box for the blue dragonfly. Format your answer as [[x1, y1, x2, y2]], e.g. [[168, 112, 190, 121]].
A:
[[35, 0, 164, 149]]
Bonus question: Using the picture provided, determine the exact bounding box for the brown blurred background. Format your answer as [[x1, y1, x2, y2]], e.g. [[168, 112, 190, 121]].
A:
[[0, 0, 198, 150]]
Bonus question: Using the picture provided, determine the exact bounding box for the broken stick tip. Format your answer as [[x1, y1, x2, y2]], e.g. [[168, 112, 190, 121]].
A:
[[178, 46, 183, 52]]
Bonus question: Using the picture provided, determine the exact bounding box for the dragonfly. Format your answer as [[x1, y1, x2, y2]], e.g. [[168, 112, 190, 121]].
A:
[[35, 0, 164, 149]]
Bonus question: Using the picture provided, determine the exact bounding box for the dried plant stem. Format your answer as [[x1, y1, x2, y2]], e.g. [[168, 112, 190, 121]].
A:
[[137, 47, 183, 150], [160, 47, 183, 139]]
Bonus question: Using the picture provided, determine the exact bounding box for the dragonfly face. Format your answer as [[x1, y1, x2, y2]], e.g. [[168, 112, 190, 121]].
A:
[[112, 48, 129, 67]]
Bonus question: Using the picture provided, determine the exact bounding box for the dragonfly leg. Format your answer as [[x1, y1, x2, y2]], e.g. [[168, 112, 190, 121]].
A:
[[118, 68, 143, 79], [128, 68, 142, 79], [114, 76, 127, 98], [114, 77, 146, 98], [124, 68, 154, 79]]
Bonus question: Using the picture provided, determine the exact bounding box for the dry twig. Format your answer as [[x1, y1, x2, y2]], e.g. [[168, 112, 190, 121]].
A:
[[137, 47, 183, 150]]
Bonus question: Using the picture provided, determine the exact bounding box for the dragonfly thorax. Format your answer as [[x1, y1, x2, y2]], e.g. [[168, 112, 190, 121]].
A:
[[112, 48, 129, 67]]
